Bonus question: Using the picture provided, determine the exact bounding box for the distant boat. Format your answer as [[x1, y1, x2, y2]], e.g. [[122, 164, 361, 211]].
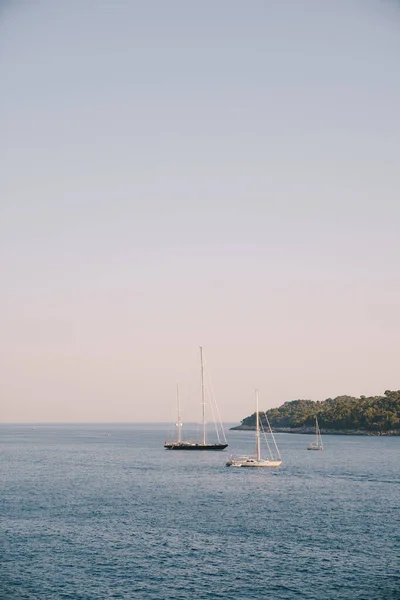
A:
[[164, 347, 228, 451], [307, 416, 323, 450], [226, 390, 282, 467]]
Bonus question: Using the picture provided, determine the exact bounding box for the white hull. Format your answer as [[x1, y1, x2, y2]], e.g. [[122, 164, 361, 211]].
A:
[[226, 457, 282, 468]]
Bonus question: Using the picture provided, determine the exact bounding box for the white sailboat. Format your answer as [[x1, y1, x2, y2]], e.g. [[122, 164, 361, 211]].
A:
[[164, 347, 228, 450], [307, 416, 323, 450], [226, 390, 282, 467]]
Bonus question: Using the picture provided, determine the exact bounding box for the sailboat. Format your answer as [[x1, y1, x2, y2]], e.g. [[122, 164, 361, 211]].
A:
[[164, 347, 228, 450], [307, 416, 323, 450], [226, 390, 282, 467]]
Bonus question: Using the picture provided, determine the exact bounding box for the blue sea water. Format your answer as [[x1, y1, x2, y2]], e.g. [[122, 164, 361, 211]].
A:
[[0, 424, 399, 600]]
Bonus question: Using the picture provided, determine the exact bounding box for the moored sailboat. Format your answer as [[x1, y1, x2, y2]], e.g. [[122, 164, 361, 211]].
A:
[[164, 347, 228, 450], [226, 390, 282, 467], [307, 416, 323, 450]]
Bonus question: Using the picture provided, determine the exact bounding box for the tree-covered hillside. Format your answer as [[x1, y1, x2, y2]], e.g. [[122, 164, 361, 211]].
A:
[[238, 390, 400, 434]]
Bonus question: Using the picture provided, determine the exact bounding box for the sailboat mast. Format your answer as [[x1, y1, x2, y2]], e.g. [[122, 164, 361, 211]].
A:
[[255, 389, 261, 461], [315, 417, 319, 445], [176, 382, 181, 444], [316, 416, 323, 449], [200, 346, 206, 445]]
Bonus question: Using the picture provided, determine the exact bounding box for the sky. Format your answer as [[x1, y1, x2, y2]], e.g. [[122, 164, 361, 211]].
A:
[[1, 0, 400, 423]]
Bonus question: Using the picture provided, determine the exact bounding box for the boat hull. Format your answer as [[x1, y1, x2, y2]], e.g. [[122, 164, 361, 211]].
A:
[[164, 443, 228, 451], [226, 458, 282, 468]]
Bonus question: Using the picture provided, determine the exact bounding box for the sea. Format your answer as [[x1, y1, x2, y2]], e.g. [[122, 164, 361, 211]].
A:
[[0, 424, 399, 600]]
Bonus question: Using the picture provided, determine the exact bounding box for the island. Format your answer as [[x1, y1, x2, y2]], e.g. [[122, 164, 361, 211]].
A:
[[230, 390, 400, 436]]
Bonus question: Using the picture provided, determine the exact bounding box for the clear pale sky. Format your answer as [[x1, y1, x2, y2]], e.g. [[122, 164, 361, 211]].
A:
[[1, 1, 400, 423]]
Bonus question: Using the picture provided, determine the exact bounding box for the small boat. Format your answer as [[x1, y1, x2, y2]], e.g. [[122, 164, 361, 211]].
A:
[[307, 416, 323, 450], [164, 347, 228, 451], [226, 390, 282, 467]]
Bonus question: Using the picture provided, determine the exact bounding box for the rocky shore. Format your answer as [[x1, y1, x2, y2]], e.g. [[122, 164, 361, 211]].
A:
[[229, 425, 400, 436]]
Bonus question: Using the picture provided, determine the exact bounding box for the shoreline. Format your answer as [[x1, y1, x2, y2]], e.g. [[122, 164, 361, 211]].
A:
[[229, 425, 400, 436]]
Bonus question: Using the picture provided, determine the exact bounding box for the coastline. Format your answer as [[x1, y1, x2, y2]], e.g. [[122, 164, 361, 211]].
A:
[[229, 425, 400, 436]]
